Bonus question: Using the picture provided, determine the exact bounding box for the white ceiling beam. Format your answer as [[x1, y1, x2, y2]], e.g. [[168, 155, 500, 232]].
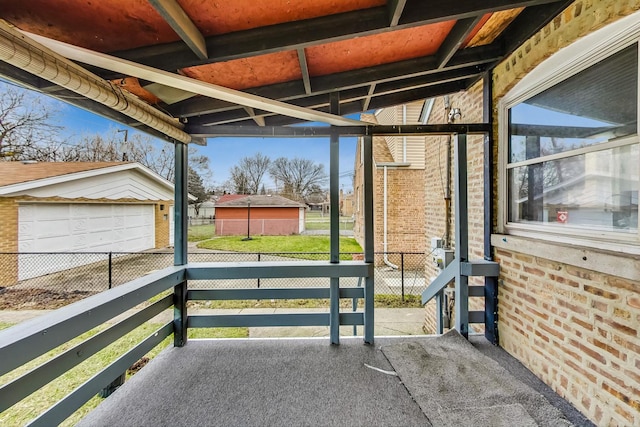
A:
[[148, 0, 208, 60], [26, 32, 364, 127], [243, 107, 266, 127]]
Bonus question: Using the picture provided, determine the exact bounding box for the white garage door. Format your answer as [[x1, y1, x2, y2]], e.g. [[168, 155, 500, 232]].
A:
[[18, 203, 155, 280]]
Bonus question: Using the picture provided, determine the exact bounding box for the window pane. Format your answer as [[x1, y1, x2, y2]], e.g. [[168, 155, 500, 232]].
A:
[[509, 45, 638, 163], [508, 144, 639, 232]]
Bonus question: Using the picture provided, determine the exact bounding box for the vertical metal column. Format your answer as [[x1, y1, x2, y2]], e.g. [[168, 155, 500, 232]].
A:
[[329, 93, 340, 344], [363, 134, 374, 344], [483, 73, 499, 344], [435, 292, 444, 334], [454, 134, 469, 338], [174, 142, 188, 347]]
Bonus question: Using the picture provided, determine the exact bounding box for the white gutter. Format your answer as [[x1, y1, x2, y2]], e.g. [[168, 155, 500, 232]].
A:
[[382, 166, 398, 269], [0, 20, 191, 143], [26, 32, 365, 127]]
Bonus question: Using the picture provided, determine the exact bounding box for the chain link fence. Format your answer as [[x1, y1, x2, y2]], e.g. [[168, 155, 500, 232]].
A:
[[0, 251, 428, 309]]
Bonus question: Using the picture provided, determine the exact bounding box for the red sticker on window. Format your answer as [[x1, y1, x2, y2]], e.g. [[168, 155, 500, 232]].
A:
[[557, 211, 568, 223]]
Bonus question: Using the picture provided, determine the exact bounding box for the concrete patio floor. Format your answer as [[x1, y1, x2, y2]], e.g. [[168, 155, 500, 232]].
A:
[[77, 332, 594, 427]]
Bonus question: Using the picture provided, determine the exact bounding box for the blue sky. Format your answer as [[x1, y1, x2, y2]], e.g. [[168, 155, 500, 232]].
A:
[[15, 80, 358, 191]]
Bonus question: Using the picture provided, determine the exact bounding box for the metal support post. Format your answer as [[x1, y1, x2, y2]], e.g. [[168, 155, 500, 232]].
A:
[[329, 93, 340, 344], [454, 133, 469, 338], [174, 142, 188, 347], [483, 73, 499, 344], [108, 252, 112, 289], [363, 134, 375, 344], [401, 253, 405, 302], [435, 291, 444, 334]]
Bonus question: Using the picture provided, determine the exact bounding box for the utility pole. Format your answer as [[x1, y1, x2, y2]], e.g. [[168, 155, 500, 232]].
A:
[[117, 129, 129, 161]]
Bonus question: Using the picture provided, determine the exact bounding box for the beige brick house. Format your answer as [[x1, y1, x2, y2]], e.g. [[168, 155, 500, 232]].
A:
[[353, 101, 427, 265], [0, 162, 176, 286], [362, 2, 640, 425]]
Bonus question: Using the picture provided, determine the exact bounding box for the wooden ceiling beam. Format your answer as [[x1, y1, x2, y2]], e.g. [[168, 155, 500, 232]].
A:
[[361, 84, 376, 112], [497, 0, 574, 56], [167, 46, 499, 118], [147, 0, 208, 60], [26, 32, 364, 126], [185, 71, 480, 127], [387, 0, 408, 26], [107, 0, 564, 73], [243, 107, 266, 127], [297, 48, 312, 95], [436, 16, 484, 69]]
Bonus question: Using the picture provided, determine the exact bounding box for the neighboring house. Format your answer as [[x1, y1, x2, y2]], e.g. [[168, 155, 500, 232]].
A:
[[188, 200, 215, 218], [339, 189, 354, 217], [214, 194, 306, 236], [417, 3, 640, 425], [353, 101, 426, 260], [0, 161, 176, 285]]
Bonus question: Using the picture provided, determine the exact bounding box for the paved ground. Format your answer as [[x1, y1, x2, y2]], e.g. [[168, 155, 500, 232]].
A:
[[77, 333, 592, 427]]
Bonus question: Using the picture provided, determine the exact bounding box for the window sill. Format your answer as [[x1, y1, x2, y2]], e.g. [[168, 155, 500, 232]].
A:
[[491, 233, 640, 282]]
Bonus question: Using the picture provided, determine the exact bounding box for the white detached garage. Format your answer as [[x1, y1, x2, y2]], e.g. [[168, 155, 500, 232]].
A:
[[0, 162, 176, 284]]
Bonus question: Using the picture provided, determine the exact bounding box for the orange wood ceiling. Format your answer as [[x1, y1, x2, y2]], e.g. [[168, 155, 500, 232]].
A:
[[0, 0, 385, 52], [0, 0, 525, 103], [181, 51, 302, 91], [181, 21, 457, 90], [182, 0, 386, 36]]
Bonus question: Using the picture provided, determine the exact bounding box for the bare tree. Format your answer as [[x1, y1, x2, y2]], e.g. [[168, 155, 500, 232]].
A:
[[229, 165, 250, 194], [269, 157, 327, 201], [63, 129, 210, 183], [0, 82, 64, 161], [238, 153, 271, 194]]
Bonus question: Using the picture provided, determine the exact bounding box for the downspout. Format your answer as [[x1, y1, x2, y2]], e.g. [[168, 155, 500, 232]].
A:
[[443, 96, 453, 248], [444, 135, 452, 247], [383, 165, 398, 269], [378, 162, 411, 269]]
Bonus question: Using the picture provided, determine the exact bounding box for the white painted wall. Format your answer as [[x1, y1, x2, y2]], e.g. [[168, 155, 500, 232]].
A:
[[10, 170, 173, 201]]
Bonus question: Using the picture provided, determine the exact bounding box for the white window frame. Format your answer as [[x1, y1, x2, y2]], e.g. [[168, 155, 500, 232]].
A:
[[498, 11, 640, 251]]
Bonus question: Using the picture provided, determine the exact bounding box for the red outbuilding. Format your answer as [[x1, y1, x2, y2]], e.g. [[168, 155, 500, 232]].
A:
[[214, 195, 306, 236]]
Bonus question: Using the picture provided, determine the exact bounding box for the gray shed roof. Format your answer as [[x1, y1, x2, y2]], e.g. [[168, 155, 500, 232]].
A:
[[216, 195, 306, 208]]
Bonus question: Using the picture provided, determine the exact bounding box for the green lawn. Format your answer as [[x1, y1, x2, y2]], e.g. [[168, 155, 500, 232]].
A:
[[0, 321, 247, 426], [197, 235, 362, 260], [190, 294, 421, 310], [188, 224, 215, 242], [305, 211, 354, 231]]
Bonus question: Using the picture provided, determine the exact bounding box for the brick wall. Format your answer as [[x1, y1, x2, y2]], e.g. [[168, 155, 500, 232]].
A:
[[154, 202, 171, 248], [422, 81, 487, 334], [0, 197, 18, 286], [495, 248, 640, 425], [353, 113, 426, 261], [490, 1, 640, 425]]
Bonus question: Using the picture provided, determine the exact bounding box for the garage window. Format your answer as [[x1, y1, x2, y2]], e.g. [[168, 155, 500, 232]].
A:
[[502, 35, 639, 244]]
